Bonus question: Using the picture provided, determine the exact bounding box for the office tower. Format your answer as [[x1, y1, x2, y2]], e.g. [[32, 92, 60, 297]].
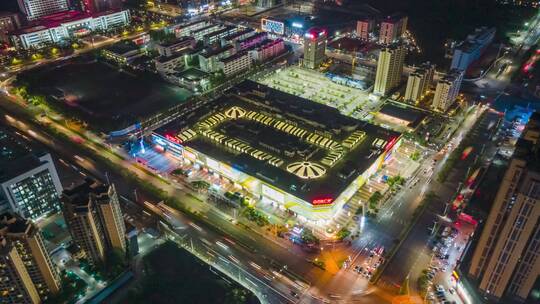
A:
[[17, 0, 69, 20], [0, 213, 60, 298], [0, 12, 21, 43], [467, 114, 540, 303], [79, 0, 123, 14], [379, 13, 408, 45], [374, 44, 405, 96], [356, 17, 374, 40], [303, 27, 327, 69], [0, 147, 62, 220], [62, 179, 126, 264], [432, 69, 463, 112], [404, 62, 435, 103], [0, 238, 41, 304]]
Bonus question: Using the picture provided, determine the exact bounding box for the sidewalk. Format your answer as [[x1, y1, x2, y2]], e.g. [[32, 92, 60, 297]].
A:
[[321, 141, 422, 238]]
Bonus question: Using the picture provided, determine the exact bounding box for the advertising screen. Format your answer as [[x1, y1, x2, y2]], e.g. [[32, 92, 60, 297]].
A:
[[261, 18, 284, 35], [262, 184, 285, 204]]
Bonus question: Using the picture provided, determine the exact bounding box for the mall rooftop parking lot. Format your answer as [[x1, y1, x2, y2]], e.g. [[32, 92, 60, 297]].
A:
[[258, 66, 371, 116], [16, 57, 192, 133], [153, 80, 400, 218]]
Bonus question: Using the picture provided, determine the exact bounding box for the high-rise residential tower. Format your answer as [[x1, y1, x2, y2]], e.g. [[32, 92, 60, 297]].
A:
[[404, 62, 435, 103], [432, 69, 463, 112], [356, 17, 374, 41], [0, 213, 60, 299], [62, 179, 126, 264], [303, 27, 327, 69], [467, 113, 540, 303], [374, 44, 406, 96], [379, 13, 408, 45], [0, 238, 41, 304]]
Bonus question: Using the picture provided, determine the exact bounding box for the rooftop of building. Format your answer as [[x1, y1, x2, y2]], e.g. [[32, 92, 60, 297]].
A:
[[203, 26, 236, 39], [103, 40, 140, 55], [171, 67, 209, 80], [62, 178, 110, 208], [191, 23, 221, 35], [305, 27, 327, 40], [221, 50, 249, 63], [155, 51, 188, 63], [439, 69, 463, 82], [378, 102, 427, 129], [242, 38, 282, 54], [380, 43, 404, 52], [158, 36, 194, 47], [155, 80, 400, 204], [466, 26, 496, 42], [222, 28, 254, 41], [0, 213, 32, 235], [0, 127, 50, 183], [455, 40, 483, 53], [178, 18, 208, 28], [15, 57, 193, 133], [199, 44, 233, 58], [412, 62, 434, 73], [380, 12, 407, 24], [238, 32, 267, 44]]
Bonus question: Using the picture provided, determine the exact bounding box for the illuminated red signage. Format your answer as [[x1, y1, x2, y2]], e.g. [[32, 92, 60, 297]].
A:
[[384, 136, 398, 152], [165, 134, 181, 144], [312, 198, 333, 205]]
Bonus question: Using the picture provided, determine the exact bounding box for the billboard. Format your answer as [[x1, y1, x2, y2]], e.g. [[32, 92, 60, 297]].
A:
[[261, 18, 284, 35]]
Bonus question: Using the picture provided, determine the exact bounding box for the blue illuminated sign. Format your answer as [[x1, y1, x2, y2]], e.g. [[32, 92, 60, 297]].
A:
[[261, 18, 284, 35]]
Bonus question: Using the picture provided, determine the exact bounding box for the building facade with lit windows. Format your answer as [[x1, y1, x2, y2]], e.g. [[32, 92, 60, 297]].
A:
[[10, 9, 130, 49], [356, 17, 374, 41], [151, 81, 401, 222], [379, 13, 407, 45], [0, 152, 62, 221], [62, 179, 126, 264], [450, 27, 496, 71], [0, 238, 41, 304], [432, 69, 463, 112], [219, 51, 251, 76], [0, 213, 60, 300], [374, 44, 405, 96], [466, 113, 540, 303], [17, 0, 69, 21], [404, 62, 434, 103]]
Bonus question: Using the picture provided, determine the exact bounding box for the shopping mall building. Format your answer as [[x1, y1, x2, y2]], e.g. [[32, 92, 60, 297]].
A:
[[151, 80, 401, 223]]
